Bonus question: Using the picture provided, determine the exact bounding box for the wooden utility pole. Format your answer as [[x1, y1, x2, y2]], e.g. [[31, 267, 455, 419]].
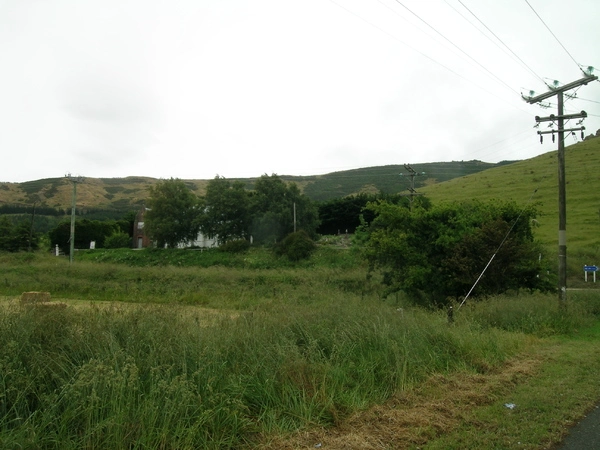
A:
[[66, 174, 84, 264], [28, 201, 37, 252], [399, 164, 425, 212], [523, 72, 597, 307]]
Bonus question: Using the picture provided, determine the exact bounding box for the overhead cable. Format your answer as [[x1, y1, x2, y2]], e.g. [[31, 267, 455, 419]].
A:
[[327, 0, 532, 116], [392, 0, 520, 96], [524, 0, 581, 71], [457, 0, 545, 85]]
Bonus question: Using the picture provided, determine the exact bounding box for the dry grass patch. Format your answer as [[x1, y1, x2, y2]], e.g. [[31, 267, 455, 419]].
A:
[[19, 291, 67, 309], [20, 291, 51, 304]]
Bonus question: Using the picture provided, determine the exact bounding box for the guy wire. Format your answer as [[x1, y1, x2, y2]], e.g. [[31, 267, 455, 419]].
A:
[[457, 188, 539, 310]]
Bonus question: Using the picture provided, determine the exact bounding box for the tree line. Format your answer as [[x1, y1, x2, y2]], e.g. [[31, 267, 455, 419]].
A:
[[3, 175, 408, 253], [144, 175, 320, 248], [143, 175, 426, 248], [1, 174, 553, 306]]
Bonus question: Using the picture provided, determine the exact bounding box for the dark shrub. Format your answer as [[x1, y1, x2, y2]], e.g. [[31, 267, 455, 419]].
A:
[[104, 231, 132, 249], [219, 239, 251, 253], [275, 230, 316, 261]]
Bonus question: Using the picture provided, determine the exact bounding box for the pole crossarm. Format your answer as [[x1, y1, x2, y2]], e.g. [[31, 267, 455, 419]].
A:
[[523, 74, 598, 103], [538, 127, 585, 135], [535, 111, 587, 122]]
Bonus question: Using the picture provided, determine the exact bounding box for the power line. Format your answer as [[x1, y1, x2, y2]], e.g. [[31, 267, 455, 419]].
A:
[[390, 0, 520, 96], [524, 0, 581, 71], [576, 97, 600, 105], [326, 0, 464, 80], [443, 0, 518, 63], [327, 0, 532, 117], [457, 0, 545, 85]]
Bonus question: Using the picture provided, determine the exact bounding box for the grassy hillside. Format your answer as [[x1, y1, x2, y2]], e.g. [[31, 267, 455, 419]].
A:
[[299, 161, 509, 201], [421, 138, 600, 269], [0, 176, 210, 212]]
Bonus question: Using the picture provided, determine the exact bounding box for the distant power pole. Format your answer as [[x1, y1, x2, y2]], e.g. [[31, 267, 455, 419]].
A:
[[399, 164, 425, 211], [66, 174, 84, 264], [28, 201, 37, 252], [522, 70, 598, 307]]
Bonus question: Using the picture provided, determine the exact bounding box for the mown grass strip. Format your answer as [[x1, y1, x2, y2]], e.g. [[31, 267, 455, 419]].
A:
[[425, 329, 600, 449], [256, 313, 600, 449]]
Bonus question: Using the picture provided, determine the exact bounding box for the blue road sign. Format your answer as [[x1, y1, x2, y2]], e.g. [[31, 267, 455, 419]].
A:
[[584, 265, 598, 272]]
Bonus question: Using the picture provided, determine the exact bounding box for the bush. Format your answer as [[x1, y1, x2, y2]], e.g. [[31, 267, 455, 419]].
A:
[[275, 230, 316, 261], [104, 231, 131, 249], [219, 239, 251, 253]]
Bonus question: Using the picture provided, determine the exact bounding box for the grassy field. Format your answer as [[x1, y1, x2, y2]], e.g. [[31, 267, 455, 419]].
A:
[[1, 248, 600, 449]]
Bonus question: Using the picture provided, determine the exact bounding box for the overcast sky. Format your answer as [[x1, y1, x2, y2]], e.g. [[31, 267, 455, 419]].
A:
[[1, 0, 598, 183]]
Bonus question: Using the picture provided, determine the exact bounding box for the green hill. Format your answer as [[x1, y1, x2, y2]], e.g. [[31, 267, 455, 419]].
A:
[[0, 161, 509, 212], [298, 161, 511, 201], [420, 138, 600, 269]]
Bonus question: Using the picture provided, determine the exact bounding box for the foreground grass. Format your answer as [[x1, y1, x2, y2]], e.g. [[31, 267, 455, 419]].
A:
[[0, 251, 599, 448], [0, 297, 522, 449], [266, 329, 600, 450], [425, 325, 600, 449]]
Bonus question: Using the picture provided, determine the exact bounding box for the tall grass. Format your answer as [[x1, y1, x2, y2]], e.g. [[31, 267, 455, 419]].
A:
[[2, 293, 597, 448], [462, 290, 600, 336], [0, 251, 599, 448], [0, 249, 370, 308]]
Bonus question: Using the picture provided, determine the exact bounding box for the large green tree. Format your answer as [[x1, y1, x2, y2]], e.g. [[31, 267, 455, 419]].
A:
[[361, 199, 553, 307], [250, 174, 319, 244], [48, 219, 121, 253], [145, 178, 202, 248], [199, 176, 251, 244]]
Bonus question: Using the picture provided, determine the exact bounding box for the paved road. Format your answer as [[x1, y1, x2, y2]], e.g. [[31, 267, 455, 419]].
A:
[[557, 404, 600, 449]]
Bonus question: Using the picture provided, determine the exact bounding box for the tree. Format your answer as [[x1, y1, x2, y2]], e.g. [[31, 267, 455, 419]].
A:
[[250, 174, 319, 244], [361, 200, 552, 307], [145, 178, 202, 248], [199, 176, 251, 244], [0, 217, 39, 252], [317, 192, 430, 235], [0, 216, 13, 251], [48, 219, 121, 253]]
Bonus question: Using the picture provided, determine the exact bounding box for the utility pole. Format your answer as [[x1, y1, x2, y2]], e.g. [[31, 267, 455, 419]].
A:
[[66, 174, 84, 264], [523, 71, 597, 307], [399, 164, 425, 211], [28, 201, 37, 252], [293, 202, 297, 233]]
